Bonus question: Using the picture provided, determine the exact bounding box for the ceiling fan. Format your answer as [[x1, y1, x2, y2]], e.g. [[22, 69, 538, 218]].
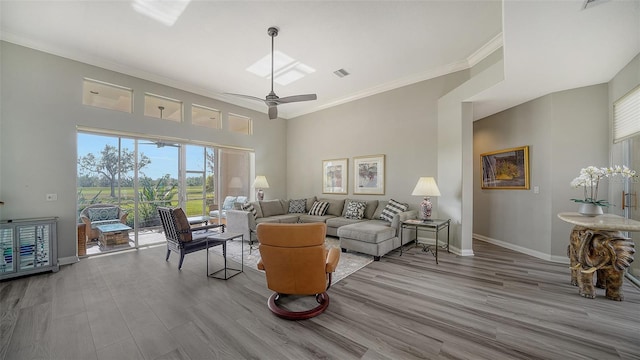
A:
[[139, 140, 180, 148], [226, 27, 317, 120]]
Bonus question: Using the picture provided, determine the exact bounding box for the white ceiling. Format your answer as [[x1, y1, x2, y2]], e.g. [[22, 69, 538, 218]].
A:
[[1, 1, 638, 120]]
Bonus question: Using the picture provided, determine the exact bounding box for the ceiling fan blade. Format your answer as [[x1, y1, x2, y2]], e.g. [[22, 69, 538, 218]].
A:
[[268, 106, 278, 120], [277, 94, 317, 104], [224, 93, 267, 104]]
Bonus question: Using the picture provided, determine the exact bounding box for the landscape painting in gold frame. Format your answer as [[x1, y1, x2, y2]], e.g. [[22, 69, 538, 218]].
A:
[[481, 146, 529, 190]]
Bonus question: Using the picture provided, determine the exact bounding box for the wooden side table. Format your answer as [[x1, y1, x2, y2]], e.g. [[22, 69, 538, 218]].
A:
[[400, 219, 451, 264]]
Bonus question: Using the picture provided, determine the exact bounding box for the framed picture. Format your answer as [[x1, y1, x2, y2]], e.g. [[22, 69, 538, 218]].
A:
[[481, 146, 530, 190], [354, 154, 385, 195], [322, 158, 348, 194]]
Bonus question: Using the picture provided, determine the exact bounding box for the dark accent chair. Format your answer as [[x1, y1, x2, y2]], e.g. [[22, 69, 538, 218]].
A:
[[256, 222, 340, 320], [158, 207, 225, 269]]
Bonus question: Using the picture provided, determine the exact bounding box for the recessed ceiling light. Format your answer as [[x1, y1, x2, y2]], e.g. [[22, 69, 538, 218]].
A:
[[246, 50, 315, 86], [132, 0, 191, 26]]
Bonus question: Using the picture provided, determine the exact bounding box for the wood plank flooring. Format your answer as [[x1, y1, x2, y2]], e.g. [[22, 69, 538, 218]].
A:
[[1, 240, 639, 360]]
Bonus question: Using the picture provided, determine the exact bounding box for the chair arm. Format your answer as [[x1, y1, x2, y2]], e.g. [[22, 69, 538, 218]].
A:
[[191, 224, 225, 232], [325, 247, 340, 273], [80, 215, 91, 227], [391, 210, 418, 232], [226, 210, 252, 242]]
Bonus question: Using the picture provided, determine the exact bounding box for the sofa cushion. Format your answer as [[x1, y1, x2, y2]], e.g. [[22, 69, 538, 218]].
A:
[[309, 201, 330, 216], [250, 201, 263, 218], [318, 198, 345, 216], [363, 200, 379, 219], [267, 214, 300, 224], [326, 216, 366, 229], [305, 196, 317, 212], [344, 200, 367, 220], [337, 222, 396, 244], [90, 219, 121, 229], [379, 199, 408, 222], [288, 198, 307, 213], [87, 206, 119, 222], [298, 214, 336, 223], [256, 217, 282, 225], [260, 200, 285, 217]]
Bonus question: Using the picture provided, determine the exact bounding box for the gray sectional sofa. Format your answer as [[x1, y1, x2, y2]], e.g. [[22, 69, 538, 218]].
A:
[[226, 196, 417, 260]]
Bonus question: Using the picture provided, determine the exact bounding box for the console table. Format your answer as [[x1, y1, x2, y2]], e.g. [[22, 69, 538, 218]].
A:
[[0, 217, 59, 280], [400, 219, 451, 264]]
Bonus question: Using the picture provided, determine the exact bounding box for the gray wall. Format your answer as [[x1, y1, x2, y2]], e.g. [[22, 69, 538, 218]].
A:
[[287, 70, 470, 217], [0, 41, 288, 262], [474, 84, 609, 260]]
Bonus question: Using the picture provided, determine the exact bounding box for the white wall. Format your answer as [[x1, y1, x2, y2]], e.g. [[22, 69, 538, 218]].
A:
[[0, 41, 287, 262], [287, 70, 470, 214], [474, 84, 609, 261]]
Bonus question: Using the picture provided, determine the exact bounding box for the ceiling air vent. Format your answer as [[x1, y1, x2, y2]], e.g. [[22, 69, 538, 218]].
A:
[[583, 0, 609, 10], [333, 68, 350, 78]]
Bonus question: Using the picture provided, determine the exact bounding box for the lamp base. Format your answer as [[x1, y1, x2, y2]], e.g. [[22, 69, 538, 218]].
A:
[[257, 189, 264, 201], [420, 197, 432, 221]]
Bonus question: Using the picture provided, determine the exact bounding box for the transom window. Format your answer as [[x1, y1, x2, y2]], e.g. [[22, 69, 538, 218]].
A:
[[144, 93, 182, 122]]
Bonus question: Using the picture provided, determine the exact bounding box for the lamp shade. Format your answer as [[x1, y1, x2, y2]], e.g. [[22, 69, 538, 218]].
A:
[[253, 176, 270, 189], [411, 177, 441, 197]]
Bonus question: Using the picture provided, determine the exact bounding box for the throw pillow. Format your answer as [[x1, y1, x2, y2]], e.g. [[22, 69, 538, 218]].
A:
[[173, 208, 192, 242], [308, 201, 330, 216], [241, 202, 257, 218], [344, 201, 367, 220], [288, 198, 307, 213], [379, 199, 408, 222]]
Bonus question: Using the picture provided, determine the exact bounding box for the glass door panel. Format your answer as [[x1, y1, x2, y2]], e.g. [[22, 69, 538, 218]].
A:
[[137, 140, 179, 247], [185, 145, 207, 217]]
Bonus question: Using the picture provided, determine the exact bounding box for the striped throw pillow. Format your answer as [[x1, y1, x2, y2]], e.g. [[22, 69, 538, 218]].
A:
[[308, 201, 330, 216], [241, 202, 257, 218], [379, 199, 408, 222]]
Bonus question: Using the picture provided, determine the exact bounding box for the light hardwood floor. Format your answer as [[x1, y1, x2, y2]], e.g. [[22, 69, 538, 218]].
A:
[[1, 240, 639, 360]]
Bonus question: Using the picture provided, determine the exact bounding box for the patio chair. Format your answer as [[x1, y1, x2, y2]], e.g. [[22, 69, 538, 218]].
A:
[[256, 222, 340, 320], [80, 204, 128, 242], [158, 207, 225, 270]]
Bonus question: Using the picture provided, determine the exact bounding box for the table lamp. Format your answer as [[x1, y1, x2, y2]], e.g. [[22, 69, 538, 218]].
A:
[[253, 175, 270, 201], [411, 177, 441, 222]]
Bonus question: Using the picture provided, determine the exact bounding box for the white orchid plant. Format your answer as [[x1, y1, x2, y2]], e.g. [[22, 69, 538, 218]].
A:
[[570, 165, 637, 207]]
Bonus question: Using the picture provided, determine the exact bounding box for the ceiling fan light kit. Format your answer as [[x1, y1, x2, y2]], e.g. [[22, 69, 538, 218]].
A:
[[226, 26, 317, 120]]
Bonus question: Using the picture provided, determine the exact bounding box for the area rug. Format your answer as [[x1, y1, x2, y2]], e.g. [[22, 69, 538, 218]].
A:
[[209, 237, 373, 283]]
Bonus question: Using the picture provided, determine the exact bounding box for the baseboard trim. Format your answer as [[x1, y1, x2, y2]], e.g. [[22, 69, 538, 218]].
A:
[[473, 234, 566, 263], [414, 236, 474, 257], [58, 256, 79, 266]]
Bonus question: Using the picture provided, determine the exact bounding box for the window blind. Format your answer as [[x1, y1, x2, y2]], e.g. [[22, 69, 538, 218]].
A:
[[613, 85, 640, 143]]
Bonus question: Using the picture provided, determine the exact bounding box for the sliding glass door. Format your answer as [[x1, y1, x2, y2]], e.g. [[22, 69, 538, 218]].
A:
[[77, 131, 252, 256]]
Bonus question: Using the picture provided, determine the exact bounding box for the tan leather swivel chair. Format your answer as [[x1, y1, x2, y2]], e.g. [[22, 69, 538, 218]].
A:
[[256, 222, 340, 320]]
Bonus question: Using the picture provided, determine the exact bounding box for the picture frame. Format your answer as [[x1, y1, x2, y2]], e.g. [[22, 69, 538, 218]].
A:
[[354, 154, 385, 195], [322, 158, 348, 194], [481, 146, 530, 190]]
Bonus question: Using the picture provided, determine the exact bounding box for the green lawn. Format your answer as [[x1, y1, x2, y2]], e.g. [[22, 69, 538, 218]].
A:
[[78, 186, 212, 216]]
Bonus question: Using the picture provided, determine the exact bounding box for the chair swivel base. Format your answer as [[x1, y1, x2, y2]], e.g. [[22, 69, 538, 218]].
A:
[[267, 292, 329, 320]]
